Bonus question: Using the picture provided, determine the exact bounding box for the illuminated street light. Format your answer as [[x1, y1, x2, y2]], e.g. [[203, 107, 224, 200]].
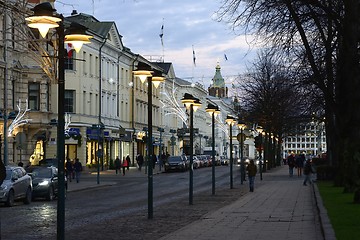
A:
[[133, 62, 164, 219], [205, 103, 220, 195], [256, 125, 264, 181], [237, 120, 246, 184], [26, 2, 92, 239], [181, 93, 201, 204], [225, 115, 236, 189]]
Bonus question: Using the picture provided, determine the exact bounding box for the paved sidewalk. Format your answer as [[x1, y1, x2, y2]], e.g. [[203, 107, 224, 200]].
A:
[[158, 166, 335, 240], [64, 165, 336, 240]]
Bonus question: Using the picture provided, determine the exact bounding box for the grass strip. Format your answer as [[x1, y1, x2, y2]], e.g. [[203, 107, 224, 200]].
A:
[[317, 181, 360, 240]]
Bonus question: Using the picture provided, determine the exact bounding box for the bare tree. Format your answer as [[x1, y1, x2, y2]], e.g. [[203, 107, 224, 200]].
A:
[[238, 49, 313, 138], [217, 0, 360, 201]]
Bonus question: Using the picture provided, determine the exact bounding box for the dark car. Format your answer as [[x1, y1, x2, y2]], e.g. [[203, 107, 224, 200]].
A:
[[164, 156, 187, 172], [39, 158, 58, 167], [27, 166, 67, 201], [0, 166, 32, 207]]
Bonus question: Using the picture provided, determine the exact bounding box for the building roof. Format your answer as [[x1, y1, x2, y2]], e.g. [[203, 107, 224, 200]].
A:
[[210, 63, 225, 88], [65, 12, 123, 48]]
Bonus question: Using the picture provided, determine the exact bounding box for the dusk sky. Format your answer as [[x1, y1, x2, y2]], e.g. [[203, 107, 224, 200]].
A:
[[55, 0, 259, 87]]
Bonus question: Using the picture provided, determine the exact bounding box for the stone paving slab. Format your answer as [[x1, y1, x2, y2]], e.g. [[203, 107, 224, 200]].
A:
[[158, 166, 326, 240]]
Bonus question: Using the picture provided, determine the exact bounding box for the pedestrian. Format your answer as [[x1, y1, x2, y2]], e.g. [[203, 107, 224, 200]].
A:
[[287, 153, 295, 177], [122, 156, 128, 175], [126, 155, 131, 170], [65, 158, 73, 182], [152, 154, 157, 169], [114, 156, 121, 175], [73, 158, 83, 183], [246, 159, 257, 192], [296, 154, 305, 177], [18, 161, 24, 167], [161, 152, 167, 168], [303, 159, 315, 186], [0, 160, 6, 186], [136, 153, 144, 171]]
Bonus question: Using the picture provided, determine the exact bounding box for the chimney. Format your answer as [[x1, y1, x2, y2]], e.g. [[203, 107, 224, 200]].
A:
[[71, 10, 78, 15]]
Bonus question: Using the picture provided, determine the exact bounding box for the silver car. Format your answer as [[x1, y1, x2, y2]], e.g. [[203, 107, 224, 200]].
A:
[[0, 166, 32, 207]]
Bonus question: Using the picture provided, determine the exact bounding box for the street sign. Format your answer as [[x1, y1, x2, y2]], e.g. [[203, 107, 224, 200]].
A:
[[237, 133, 246, 142]]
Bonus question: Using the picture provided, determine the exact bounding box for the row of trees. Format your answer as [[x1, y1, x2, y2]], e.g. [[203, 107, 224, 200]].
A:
[[217, 0, 360, 202]]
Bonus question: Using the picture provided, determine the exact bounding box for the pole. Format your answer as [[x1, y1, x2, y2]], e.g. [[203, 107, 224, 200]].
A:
[[229, 123, 233, 189], [189, 104, 194, 204], [147, 76, 153, 219], [211, 113, 215, 195], [259, 133, 263, 181], [240, 128, 245, 184], [56, 17, 66, 240], [3, 8, 8, 166], [158, 129, 162, 171]]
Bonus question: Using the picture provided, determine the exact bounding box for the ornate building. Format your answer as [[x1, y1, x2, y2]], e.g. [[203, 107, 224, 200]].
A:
[[208, 63, 228, 98]]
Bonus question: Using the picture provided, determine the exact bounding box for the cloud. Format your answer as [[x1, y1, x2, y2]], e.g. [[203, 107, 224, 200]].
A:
[[55, 0, 259, 86]]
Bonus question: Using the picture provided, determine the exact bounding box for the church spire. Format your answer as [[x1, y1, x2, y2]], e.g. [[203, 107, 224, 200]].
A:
[[208, 62, 228, 98]]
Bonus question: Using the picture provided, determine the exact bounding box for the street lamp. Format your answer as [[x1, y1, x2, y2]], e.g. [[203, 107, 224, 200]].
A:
[[157, 127, 164, 171], [237, 120, 246, 184], [181, 93, 201, 205], [26, 3, 92, 239], [170, 129, 176, 155], [133, 62, 164, 219], [225, 115, 236, 189], [256, 125, 264, 181], [205, 103, 220, 195]]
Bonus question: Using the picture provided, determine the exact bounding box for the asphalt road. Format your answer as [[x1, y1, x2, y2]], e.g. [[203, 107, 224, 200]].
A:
[[0, 165, 243, 240]]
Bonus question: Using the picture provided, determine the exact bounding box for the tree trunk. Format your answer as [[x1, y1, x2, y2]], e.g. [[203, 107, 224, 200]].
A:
[[336, 1, 360, 201]]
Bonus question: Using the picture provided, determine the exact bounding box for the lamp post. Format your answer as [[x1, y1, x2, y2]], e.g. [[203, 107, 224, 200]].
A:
[[158, 127, 164, 171], [256, 126, 264, 181], [26, 3, 91, 239], [133, 62, 164, 219], [206, 103, 220, 195], [225, 115, 236, 189], [181, 93, 201, 205], [237, 120, 246, 185], [170, 129, 176, 155]]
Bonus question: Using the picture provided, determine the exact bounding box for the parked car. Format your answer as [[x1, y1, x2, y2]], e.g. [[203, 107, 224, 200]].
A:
[[220, 156, 229, 165], [192, 156, 201, 169], [38, 158, 58, 167], [164, 156, 187, 172], [0, 166, 32, 207], [27, 166, 67, 201]]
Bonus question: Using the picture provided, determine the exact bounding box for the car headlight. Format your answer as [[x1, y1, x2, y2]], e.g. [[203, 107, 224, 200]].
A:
[[39, 180, 50, 186]]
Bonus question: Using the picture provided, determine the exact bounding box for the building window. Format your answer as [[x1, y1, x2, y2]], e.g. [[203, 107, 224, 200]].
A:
[[28, 83, 40, 110], [65, 90, 75, 113], [65, 51, 75, 70]]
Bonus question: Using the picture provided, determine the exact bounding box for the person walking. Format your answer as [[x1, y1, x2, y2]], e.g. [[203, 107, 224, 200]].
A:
[[296, 154, 305, 177], [65, 158, 73, 182], [126, 155, 131, 170], [136, 153, 144, 171], [246, 159, 257, 192], [287, 153, 295, 177], [303, 159, 315, 186], [73, 158, 83, 183], [122, 156, 128, 176], [114, 156, 121, 175]]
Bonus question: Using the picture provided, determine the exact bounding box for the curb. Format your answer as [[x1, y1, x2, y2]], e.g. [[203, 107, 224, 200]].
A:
[[313, 183, 337, 240]]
